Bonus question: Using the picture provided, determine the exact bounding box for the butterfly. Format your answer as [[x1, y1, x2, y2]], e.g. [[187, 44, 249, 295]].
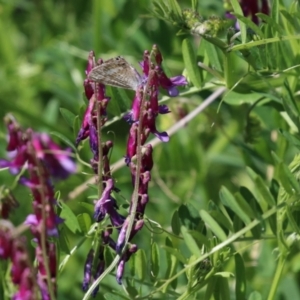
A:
[[88, 56, 143, 90]]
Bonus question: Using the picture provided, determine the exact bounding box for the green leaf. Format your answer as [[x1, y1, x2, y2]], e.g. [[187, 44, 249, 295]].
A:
[[199, 210, 227, 241], [254, 176, 276, 206], [276, 162, 295, 195], [246, 168, 273, 209], [273, 154, 300, 195], [77, 213, 92, 234], [216, 276, 231, 300], [271, 0, 279, 23], [103, 294, 128, 300], [248, 291, 262, 300], [50, 131, 77, 152], [204, 40, 222, 73], [150, 242, 160, 278], [59, 201, 81, 234], [280, 10, 300, 33], [234, 192, 256, 219], [169, 0, 182, 19], [162, 246, 186, 264], [279, 129, 300, 151], [235, 253, 246, 299], [134, 249, 146, 282], [58, 225, 70, 255], [236, 190, 262, 238], [229, 0, 247, 43], [234, 14, 264, 38], [178, 204, 201, 230], [204, 276, 217, 300], [256, 13, 284, 35], [191, 0, 198, 11], [163, 250, 178, 293], [282, 81, 300, 131], [223, 91, 265, 105], [78, 202, 94, 214], [188, 230, 210, 248], [73, 115, 80, 141], [209, 210, 234, 232], [181, 225, 202, 257], [44, 99, 59, 124], [60, 107, 76, 128], [219, 186, 251, 225], [171, 210, 181, 235], [215, 271, 234, 278], [182, 38, 202, 88]]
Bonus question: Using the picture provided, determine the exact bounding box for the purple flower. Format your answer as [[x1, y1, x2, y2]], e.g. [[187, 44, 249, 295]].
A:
[[91, 260, 105, 297], [82, 249, 94, 292], [32, 133, 76, 179], [116, 218, 144, 254], [116, 244, 138, 284], [155, 66, 187, 97], [158, 104, 171, 114]]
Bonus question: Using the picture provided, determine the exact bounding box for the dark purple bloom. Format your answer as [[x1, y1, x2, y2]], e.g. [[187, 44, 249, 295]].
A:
[[82, 249, 94, 292], [158, 104, 171, 114], [32, 133, 76, 179], [155, 66, 187, 97], [116, 218, 144, 254], [93, 178, 125, 226], [116, 244, 138, 284], [91, 260, 105, 297]]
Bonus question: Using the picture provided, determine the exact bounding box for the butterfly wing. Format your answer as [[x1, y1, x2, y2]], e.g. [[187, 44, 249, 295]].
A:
[[88, 57, 143, 90]]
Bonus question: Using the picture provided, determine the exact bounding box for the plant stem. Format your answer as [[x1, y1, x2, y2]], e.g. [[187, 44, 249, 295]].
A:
[[267, 254, 286, 300]]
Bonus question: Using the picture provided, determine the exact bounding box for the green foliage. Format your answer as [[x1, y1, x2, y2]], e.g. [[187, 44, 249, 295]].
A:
[[1, 0, 300, 299]]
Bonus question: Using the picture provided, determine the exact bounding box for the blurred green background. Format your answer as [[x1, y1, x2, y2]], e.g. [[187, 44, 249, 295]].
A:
[[1, 0, 300, 299]]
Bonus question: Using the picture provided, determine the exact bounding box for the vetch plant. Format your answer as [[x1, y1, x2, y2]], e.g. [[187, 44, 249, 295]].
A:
[[77, 45, 187, 297], [2, 0, 300, 299], [0, 115, 76, 299]]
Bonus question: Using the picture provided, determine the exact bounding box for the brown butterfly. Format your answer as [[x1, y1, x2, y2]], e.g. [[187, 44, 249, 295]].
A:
[[88, 56, 143, 90]]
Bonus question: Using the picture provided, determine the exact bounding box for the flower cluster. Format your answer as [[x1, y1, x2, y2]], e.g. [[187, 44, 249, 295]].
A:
[[0, 116, 76, 299], [78, 45, 186, 294], [0, 225, 37, 300]]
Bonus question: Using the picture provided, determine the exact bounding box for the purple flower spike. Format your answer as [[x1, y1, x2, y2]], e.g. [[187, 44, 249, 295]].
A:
[[91, 260, 105, 297], [33, 133, 76, 179], [116, 258, 125, 285], [94, 179, 120, 222], [116, 244, 138, 284], [152, 44, 163, 66], [140, 50, 150, 76], [89, 124, 99, 156], [155, 66, 187, 97], [82, 249, 94, 292]]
